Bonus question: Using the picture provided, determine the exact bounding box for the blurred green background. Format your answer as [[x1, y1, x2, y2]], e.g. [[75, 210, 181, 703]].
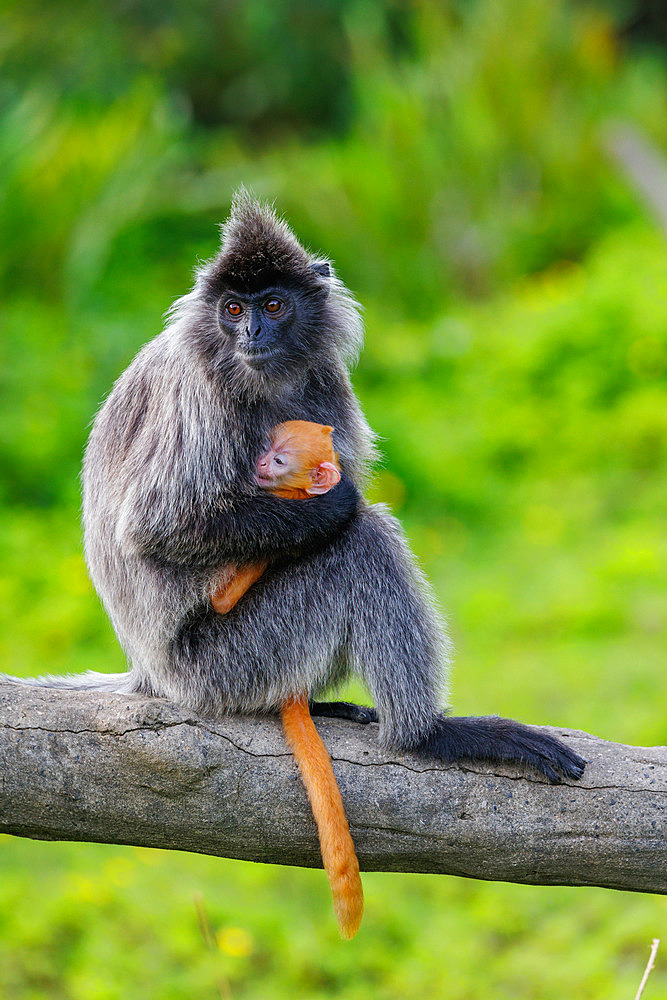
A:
[[1, 0, 666, 997]]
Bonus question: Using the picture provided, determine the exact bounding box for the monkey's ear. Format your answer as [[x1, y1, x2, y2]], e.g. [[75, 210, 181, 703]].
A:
[[321, 425, 334, 435], [311, 261, 331, 279], [311, 261, 332, 298], [305, 462, 341, 495]]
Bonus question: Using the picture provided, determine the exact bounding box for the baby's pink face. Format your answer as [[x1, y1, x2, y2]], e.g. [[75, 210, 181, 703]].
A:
[[255, 441, 297, 488]]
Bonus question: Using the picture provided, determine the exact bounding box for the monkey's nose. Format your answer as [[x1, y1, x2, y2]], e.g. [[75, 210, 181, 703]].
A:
[[247, 309, 262, 339]]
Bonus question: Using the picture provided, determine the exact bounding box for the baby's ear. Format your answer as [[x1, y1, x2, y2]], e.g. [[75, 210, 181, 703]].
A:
[[305, 462, 341, 495]]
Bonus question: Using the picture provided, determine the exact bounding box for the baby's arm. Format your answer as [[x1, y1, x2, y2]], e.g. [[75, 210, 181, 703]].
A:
[[210, 561, 269, 614]]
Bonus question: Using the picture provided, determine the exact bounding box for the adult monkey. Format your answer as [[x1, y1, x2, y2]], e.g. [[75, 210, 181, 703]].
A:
[[9, 193, 584, 923]]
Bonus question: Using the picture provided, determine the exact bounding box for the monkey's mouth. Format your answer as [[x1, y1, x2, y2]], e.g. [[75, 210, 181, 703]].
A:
[[255, 473, 275, 487], [240, 349, 278, 369]]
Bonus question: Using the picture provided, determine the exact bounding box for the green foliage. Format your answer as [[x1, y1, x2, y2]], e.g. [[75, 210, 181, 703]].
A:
[[1, 0, 366, 135], [1, 1, 666, 997]]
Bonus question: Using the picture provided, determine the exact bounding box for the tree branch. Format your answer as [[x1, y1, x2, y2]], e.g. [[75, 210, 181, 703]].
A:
[[0, 682, 664, 893]]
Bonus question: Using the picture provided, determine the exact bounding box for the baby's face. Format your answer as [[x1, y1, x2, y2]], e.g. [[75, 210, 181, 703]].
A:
[[255, 437, 299, 488]]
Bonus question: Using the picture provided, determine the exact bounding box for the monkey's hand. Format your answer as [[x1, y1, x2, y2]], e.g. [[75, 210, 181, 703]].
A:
[[121, 473, 361, 567], [415, 715, 586, 784]]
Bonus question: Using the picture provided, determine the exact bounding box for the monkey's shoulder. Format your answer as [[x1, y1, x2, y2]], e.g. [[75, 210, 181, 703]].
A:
[[86, 335, 238, 483]]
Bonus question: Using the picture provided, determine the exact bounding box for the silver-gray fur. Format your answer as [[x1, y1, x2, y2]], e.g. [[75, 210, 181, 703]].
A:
[[7, 193, 585, 782]]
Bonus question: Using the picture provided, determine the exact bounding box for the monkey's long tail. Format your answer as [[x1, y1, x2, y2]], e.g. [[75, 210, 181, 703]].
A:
[[280, 695, 364, 940]]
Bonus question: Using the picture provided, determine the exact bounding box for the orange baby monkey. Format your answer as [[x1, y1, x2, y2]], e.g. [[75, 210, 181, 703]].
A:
[[211, 421, 341, 615], [256, 419, 341, 499], [210, 421, 363, 939]]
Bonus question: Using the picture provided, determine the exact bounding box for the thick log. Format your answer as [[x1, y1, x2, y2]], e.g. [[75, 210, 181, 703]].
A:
[[0, 682, 664, 893]]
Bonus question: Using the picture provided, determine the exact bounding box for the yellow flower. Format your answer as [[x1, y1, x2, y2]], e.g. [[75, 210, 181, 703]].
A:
[[217, 926, 253, 958]]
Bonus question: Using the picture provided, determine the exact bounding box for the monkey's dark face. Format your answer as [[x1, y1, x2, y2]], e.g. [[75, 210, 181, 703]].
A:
[[217, 288, 300, 370], [212, 276, 329, 389]]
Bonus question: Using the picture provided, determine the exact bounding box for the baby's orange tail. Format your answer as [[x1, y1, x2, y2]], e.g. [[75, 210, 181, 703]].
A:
[[281, 696, 364, 940]]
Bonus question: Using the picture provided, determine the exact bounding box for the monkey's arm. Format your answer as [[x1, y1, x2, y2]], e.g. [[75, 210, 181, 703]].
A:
[[120, 473, 361, 567], [210, 562, 269, 614]]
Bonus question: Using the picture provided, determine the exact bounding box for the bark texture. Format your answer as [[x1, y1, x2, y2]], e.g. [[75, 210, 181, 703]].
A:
[[0, 682, 664, 893]]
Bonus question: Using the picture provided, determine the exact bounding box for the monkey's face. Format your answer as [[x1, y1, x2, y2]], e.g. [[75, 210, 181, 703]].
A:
[[255, 437, 340, 496], [209, 272, 332, 394], [255, 436, 300, 487], [217, 288, 304, 371], [255, 422, 341, 495]]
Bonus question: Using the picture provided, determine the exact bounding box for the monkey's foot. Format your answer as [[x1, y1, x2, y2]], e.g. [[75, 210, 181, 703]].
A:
[[310, 701, 379, 725], [417, 715, 586, 784]]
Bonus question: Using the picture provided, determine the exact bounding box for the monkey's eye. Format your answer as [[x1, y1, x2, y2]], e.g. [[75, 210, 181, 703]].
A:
[[274, 455, 286, 466], [226, 302, 243, 317], [264, 298, 283, 314]]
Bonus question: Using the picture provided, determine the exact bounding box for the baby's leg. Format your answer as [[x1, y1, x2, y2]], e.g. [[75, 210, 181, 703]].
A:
[[211, 562, 269, 614]]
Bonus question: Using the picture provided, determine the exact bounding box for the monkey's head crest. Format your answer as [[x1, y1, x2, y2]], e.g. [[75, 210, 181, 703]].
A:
[[211, 189, 330, 296]]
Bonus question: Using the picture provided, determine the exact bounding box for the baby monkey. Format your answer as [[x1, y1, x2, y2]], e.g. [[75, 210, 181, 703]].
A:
[[211, 421, 363, 939], [211, 420, 341, 615], [256, 419, 341, 499]]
